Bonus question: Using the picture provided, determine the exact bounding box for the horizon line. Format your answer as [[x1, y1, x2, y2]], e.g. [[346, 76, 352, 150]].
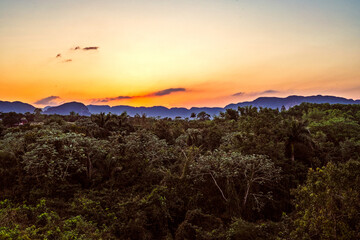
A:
[[2, 94, 360, 110]]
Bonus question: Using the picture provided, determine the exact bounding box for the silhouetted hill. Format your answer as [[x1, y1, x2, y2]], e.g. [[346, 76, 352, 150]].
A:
[[0, 101, 35, 113], [87, 105, 219, 118], [225, 95, 360, 110], [44, 102, 91, 116], [88, 95, 359, 118], [1, 95, 359, 117]]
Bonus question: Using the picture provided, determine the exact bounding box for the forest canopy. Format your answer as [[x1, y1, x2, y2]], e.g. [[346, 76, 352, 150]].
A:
[[0, 103, 359, 239]]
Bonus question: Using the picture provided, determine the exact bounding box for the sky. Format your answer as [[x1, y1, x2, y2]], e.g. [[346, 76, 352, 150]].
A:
[[0, 0, 359, 108]]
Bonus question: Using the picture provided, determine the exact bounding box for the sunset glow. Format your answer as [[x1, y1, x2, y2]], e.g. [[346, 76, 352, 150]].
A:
[[1, 0, 359, 107]]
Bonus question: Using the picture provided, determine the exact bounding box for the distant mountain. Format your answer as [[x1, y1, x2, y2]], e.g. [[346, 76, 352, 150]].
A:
[[1, 95, 359, 117], [87, 104, 223, 118], [225, 95, 360, 110], [88, 95, 359, 118], [0, 101, 35, 113], [44, 102, 91, 116]]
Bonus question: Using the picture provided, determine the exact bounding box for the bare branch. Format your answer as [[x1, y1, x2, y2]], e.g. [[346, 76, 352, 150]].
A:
[[209, 172, 228, 202]]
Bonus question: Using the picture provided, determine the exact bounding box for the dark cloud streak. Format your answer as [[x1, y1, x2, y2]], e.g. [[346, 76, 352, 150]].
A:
[[92, 88, 187, 103], [93, 96, 133, 103], [56, 45, 99, 61], [151, 88, 186, 96], [70, 46, 99, 51], [82, 46, 99, 51], [260, 90, 279, 94], [232, 92, 244, 96], [231, 89, 280, 98]]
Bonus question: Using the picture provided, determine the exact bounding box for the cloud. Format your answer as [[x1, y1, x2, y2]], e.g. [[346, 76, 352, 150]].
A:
[[83, 46, 99, 51], [34, 96, 60, 105], [91, 87, 187, 103], [151, 88, 186, 96], [259, 90, 279, 95], [56, 46, 99, 61], [231, 89, 280, 98], [232, 92, 244, 97], [70, 46, 99, 51], [92, 96, 133, 103]]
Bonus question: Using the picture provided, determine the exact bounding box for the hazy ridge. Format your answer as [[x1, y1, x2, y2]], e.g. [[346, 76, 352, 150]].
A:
[[1, 95, 359, 117]]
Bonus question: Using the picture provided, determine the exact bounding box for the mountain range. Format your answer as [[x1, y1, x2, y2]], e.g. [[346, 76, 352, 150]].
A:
[[0, 95, 359, 118], [0, 101, 36, 114]]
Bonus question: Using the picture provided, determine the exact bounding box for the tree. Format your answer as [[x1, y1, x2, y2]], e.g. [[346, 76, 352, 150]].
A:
[[68, 111, 80, 122], [92, 112, 112, 129], [238, 106, 258, 117], [285, 119, 313, 162], [124, 130, 172, 166], [189, 150, 281, 215], [34, 108, 42, 115], [34, 108, 43, 122], [2, 112, 21, 126], [224, 109, 239, 121], [290, 160, 360, 239], [176, 128, 203, 148], [196, 111, 210, 121], [22, 130, 109, 185], [0, 151, 19, 192], [0, 121, 4, 136]]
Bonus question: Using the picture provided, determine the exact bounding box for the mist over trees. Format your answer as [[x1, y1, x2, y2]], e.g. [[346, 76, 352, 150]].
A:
[[0, 103, 359, 239]]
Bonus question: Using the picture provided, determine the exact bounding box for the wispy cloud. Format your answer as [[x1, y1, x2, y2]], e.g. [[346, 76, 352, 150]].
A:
[[71, 46, 99, 51], [151, 88, 186, 96], [92, 96, 133, 103], [232, 89, 281, 98], [259, 90, 279, 95], [82, 46, 99, 51], [55, 45, 99, 62], [91, 87, 187, 103], [232, 92, 244, 97], [34, 96, 60, 105]]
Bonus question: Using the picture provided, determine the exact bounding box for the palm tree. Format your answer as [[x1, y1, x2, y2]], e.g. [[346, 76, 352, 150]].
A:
[[285, 118, 313, 162], [92, 112, 115, 128], [34, 108, 42, 115]]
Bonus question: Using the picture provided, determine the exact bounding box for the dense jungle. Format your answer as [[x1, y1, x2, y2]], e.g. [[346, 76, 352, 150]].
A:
[[0, 103, 359, 239]]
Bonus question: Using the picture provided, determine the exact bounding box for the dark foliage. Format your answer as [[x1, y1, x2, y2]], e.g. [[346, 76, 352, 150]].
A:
[[0, 103, 359, 239]]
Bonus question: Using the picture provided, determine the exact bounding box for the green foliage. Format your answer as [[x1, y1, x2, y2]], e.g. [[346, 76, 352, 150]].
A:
[[0, 103, 359, 239], [0, 151, 19, 192], [0, 199, 109, 239], [2, 112, 22, 126], [22, 130, 109, 185], [290, 160, 360, 239], [223, 108, 239, 121], [197, 111, 211, 121], [189, 150, 281, 218], [226, 218, 283, 240], [175, 209, 224, 240]]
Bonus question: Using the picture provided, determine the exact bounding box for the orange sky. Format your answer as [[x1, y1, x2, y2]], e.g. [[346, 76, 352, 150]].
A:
[[0, 0, 359, 108]]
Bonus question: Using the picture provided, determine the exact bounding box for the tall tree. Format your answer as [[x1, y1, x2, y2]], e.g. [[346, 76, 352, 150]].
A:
[[290, 160, 360, 239], [285, 119, 313, 162]]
